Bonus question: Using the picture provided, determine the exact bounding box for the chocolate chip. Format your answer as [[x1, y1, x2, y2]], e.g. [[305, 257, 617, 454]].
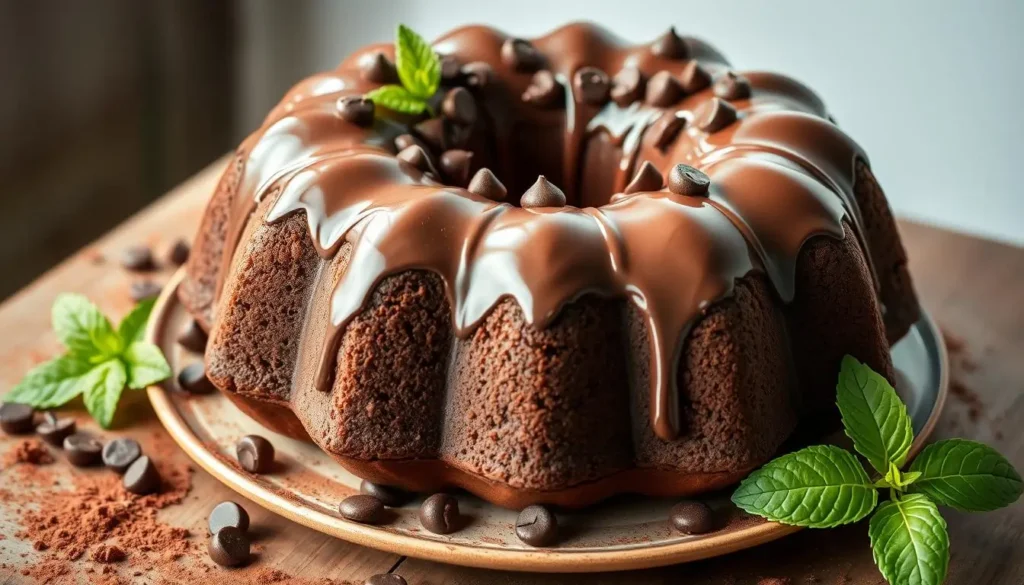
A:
[[359, 480, 414, 507], [360, 52, 398, 84], [36, 412, 75, 446], [669, 501, 715, 535], [130, 280, 163, 302], [63, 432, 103, 467], [651, 26, 689, 59], [611, 66, 645, 107], [121, 246, 155, 272], [501, 38, 543, 72], [695, 97, 738, 133], [680, 61, 712, 94], [413, 118, 447, 151], [0, 403, 35, 435], [236, 435, 274, 474], [713, 71, 752, 101], [393, 134, 420, 152], [177, 320, 208, 353], [520, 176, 567, 208], [441, 87, 477, 126], [573, 66, 611, 106], [419, 493, 460, 534], [339, 494, 386, 524], [439, 150, 473, 187], [623, 161, 665, 194], [209, 501, 250, 534], [167, 239, 190, 266], [439, 55, 462, 84], [461, 62, 494, 89], [364, 574, 407, 585], [522, 70, 564, 108], [208, 526, 250, 567], [645, 71, 684, 107], [515, 505, 558, 547], [467, 168, 507, 202], [396, 145, 439, 177], [668, 164, 711, 197], [123, 455, 161, 495], [649, 113, 687, 150], [177, 362, 216, 394], [338, 95, 375, 127], [102, 438, 142, 473]]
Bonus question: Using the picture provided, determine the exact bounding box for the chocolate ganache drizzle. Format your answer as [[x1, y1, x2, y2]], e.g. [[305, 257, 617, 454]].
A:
[[215, 23, 873, 442]]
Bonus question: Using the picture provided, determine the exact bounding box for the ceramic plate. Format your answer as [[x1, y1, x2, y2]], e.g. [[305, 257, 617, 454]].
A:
[[147, 269, 947, 573]]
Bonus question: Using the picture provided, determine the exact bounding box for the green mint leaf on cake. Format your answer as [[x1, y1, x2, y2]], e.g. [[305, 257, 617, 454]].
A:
[[836, 355, 913, 475], [81, 359, 128, 429], [395, 24, 441, 99], [908, 439, 1023, 511], [366, 85, 430, 115], [732, 445, 877, 528], [869, 494, 949, 585]]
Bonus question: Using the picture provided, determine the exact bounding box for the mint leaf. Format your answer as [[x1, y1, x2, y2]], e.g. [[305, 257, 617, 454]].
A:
[[5, 355, 94, 408], [366, 85, 428, 115], [909, 439, 1023, 511], [123, 342, 172, 389], [82, 360, 128, 429], [732, 445, 878, 528], [869, 494, 949, 585], [118, 298, 157, 345], [395, 24, 440, 99], [52, 293, 121, 358], [836, 355, 913, 474]]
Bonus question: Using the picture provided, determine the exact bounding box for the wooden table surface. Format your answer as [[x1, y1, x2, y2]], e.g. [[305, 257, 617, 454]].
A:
[[1, 158, 1022, 584]]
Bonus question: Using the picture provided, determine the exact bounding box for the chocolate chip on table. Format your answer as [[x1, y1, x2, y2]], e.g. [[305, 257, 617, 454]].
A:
[[522, 70, 564, 108], [36, 412, 75, 446], [209, 501, 250, 534], [120, 245, 155, 272], [644, 70, 684, 107], [0, 402, 35, 435], [515, 505, 558, 547], [177, 362, 217, 394], [668, 164, 711, 197], [441, 87, 477, 126], [501, 38, 543, 72], [695, 97, 738, 133], [123, 455, 161, 495], [338, 95, 375, 127], [63, 432, 103, 467], [177, 320, 208, 353], [167, 239, 191, 266], [102, 438, 142, 473], [208, 525, 250, 567], [339, 494, 386, 524], [680, 61, 712, 94], [520, 176, 567, 209], [650, 26, 689, 60], [611, 66, 645, 107], [623, 161, 665, 195], [360, 480, 414, 507], [236, 435, 275, 474], [467, 168, 507, 202], [669, 501, 715, 535], [364, 574, 407, 585], [130, 280, 163, 302], [573, 66, 611, 106], [419, 493, 460, 534]]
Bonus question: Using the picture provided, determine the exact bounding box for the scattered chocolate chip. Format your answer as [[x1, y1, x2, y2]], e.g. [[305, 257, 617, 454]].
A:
[[651, 26, 689, 59], [413, 118, 447, 151], [501, 38, 543, 72], [393, 134, 419, 152], [441, 87, 477, 126], [572, 66, 611, 106], [338, 95, 375, 127], [419, 493, 460, 534], [177, 362, 216, 394], [515, 505, 558, 547], [0, 403, 35, 435], [208, 526, 250, 567], [645, 71, 684, 107], [439, 150, 473, 187], [120, 246, 155, 272], [668, 164, 711, 197], [209, 501, 250, 534], [396, 145, 439, 177], [669, 501, 715, 534], [680, 61, 712, 94], [695, 97, 738, 133], [713, 71, 752, 101], [467, 168, 507, 202], [102, 438, 142, 474], [611, 66, 646, 107], [461, 61, 494, 89], [521, 176, 567, 208], [123, 455, 161, 495], [623, 161, 665, 194], [130, 280, 163, 302], [236, 435, 275, 474], [359, 480, 414, 507], [360, 52, 398, 84], [63, 432, 103, 467], [36, 412, 75, 446], [177, 320, 208, 353], [364, 574, 407, 585], [650, 113, 687, 150], [339, 494, 386, 524], [522, 70, 564, 107], [439, 55, 462, 84]]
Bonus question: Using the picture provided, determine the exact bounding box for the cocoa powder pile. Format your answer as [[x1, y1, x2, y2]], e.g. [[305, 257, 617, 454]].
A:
[[2, 439, 54, 467]]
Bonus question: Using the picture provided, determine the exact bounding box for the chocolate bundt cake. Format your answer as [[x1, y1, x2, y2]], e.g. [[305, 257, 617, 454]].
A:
[[180, 22, 919, 508]]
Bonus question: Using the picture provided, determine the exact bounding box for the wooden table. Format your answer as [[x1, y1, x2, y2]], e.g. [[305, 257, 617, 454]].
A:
[[1, 159, 1022, 584]]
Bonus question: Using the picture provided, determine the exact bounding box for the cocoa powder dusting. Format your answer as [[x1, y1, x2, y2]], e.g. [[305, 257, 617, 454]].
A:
[[942, 326, 986, 423], [2, 439, 54, 467]]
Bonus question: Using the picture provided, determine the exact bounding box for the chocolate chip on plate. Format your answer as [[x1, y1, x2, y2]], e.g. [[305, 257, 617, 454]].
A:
[[177, 362, 216, 394], [0, 402, 35, 435], [167, 239, 191, 266], [123, 455, 161, 495], [120, 245, 155, 272], [209, 501, 250, 534], [668, 164, 711, 197], [360, 480, 414, 507], [130, 280, 163, 302], [208, 525, 250, 567], [515, 504, 558, 547], [36, 412, 75, 446], [177, 320, 208, 353], [669, 500, 715, 535], [364, 574, 407, 585], [236, 435, 275, 474], [63, 432, 103, 467], [339, 494, 386, 524], [419, 493, 460, 534], [102, 438, 142, 473]]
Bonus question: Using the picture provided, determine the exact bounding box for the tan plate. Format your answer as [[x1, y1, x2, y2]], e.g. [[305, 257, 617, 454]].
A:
[[147, 269, 948, 573]]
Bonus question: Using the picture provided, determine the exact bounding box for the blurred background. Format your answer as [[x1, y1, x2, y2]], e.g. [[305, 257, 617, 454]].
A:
[[2, 0, 1021, 299]]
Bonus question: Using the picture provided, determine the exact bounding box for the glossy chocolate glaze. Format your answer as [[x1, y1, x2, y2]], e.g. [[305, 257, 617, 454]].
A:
[[215, 22, 871, 441]]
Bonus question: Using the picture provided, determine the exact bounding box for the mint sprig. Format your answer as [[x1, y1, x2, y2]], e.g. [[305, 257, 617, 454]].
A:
[[5, 294, 171, 428], [732, 355, 1022, 585], [365, 24, 440, 115]]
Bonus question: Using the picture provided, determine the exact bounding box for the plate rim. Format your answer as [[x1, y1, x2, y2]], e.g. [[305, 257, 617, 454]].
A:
[[146, 268, 948, 573]]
